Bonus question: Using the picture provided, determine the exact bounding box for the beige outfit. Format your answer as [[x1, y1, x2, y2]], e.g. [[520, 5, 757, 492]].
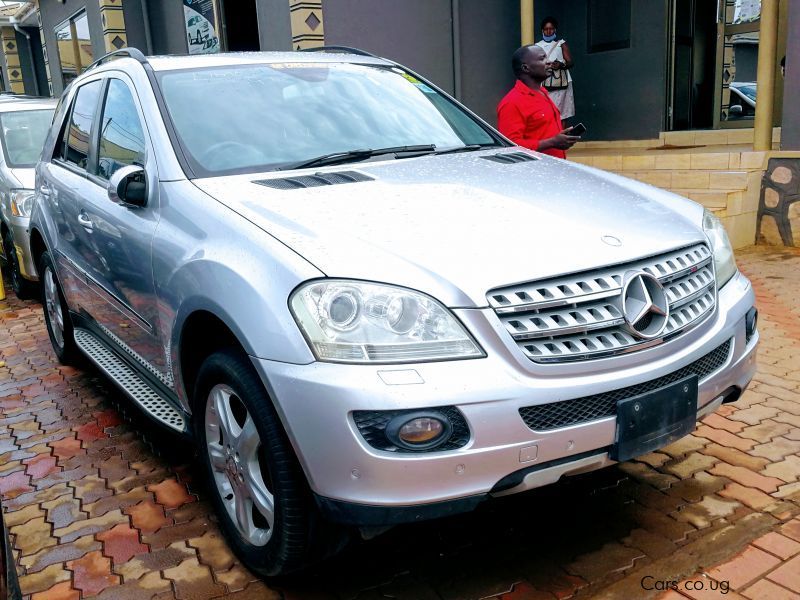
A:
[[535, 39, 575, 119]]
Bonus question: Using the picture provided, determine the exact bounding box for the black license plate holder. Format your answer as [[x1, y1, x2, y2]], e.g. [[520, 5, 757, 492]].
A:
[[611, 375, 698, 463]]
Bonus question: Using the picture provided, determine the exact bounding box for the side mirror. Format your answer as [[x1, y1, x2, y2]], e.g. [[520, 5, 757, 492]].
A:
[[728, 104, 744, 117], [108, 165, 147, 207]]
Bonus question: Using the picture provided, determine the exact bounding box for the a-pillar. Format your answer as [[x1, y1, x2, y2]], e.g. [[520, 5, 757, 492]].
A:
[[754, 0, 779, 150], [0, 28, 24, 94], [781, 0, 800, 149]]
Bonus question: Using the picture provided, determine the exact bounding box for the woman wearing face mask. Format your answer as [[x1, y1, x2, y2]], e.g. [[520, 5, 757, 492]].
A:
[[535, 16, 574, 126]]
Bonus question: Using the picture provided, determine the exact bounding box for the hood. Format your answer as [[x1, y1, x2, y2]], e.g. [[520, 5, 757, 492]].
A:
[[192, 150, 707, 307], [10, 168, 34, 190]]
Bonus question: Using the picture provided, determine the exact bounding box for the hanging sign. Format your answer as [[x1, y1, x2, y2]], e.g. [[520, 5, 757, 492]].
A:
[[183, 0, 220, 54]]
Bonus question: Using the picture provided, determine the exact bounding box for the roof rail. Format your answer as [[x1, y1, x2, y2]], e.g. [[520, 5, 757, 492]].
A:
[[299, 45, 377, 58], [85, 48, 148, 73]]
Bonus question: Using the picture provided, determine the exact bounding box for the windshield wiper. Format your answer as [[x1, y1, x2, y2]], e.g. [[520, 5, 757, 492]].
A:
[[280, 145, 436, 170], [434, 143, 501, 155]]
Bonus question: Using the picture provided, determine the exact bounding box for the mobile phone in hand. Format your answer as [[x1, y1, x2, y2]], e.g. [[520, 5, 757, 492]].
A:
[[570, 122, 587, 136]]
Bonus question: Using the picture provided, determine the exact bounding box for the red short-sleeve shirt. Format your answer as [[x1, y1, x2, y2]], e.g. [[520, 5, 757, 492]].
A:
[[497, 80, 565, 159]]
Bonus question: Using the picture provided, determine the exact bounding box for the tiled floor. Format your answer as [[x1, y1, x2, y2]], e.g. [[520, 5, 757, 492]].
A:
[[1, 245, 799, 599]]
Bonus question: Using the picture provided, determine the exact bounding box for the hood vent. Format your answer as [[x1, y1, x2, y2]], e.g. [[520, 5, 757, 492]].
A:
[[482, 152, 537, 164], [253, 170, 374, 190]]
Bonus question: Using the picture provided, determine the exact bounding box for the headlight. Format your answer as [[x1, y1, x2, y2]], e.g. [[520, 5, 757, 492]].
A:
[[9, 189, 34, 218], [703, 210, 737, 288], [290, 280, 485, 363]]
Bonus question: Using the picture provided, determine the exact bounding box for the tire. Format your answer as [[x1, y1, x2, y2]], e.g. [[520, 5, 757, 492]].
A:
[[39, 251, 81, 365], [3, 229, 37, 300], [195, 348, 348, 576]]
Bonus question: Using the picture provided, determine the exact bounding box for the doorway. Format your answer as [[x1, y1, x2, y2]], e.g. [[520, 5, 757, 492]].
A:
[[667, 0, 718, 131], [219, 0, 260, 52], [713, 0, 761, 128]]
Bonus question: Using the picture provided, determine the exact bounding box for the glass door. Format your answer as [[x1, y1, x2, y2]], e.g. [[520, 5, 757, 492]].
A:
[[714, 0, 761, 128]]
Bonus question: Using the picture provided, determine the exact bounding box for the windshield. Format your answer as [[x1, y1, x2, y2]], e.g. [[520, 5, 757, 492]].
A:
[[158, 62, 497, 176], [0, 109, 55, 168], [738, 84, 757, 103]]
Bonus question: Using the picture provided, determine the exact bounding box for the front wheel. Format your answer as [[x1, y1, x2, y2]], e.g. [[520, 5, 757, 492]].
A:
[[3, 229, 36, 300], [39, 251, 80, 364], [195, 348, 348, 576]]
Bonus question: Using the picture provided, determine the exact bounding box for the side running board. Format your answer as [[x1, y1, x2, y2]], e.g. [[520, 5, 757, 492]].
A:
[[74, 328, 187, 433]]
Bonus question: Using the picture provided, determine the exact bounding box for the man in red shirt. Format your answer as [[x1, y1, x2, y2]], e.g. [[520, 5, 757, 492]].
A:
[[497, 45, 580, 159]]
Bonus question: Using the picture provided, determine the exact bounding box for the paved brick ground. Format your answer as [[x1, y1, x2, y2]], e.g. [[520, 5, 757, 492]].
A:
[[1, 245, 799, 600]]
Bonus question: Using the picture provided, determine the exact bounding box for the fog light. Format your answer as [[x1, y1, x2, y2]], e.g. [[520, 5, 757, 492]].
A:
[[386, 412, 452, 450], [745, 307, 758, 344]]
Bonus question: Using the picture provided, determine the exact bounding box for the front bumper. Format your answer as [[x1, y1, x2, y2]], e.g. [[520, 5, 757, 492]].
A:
[[252, 272, 757, 525]]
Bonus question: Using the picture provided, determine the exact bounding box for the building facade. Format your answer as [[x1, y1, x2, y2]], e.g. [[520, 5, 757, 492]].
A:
[[0, 0, 796, 148]]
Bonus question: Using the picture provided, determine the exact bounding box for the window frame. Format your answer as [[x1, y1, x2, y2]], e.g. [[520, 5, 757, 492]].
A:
[[92, 77, 148, 184], [52, 77, 105, 177]]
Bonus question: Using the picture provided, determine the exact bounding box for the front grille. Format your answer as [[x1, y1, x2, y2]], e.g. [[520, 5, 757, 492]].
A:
[[353, 406, 470, 453], [518, 339, 731, 431], [488, 244, 716, 363]]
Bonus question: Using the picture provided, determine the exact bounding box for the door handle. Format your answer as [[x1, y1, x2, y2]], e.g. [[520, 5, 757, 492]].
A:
[[77, 212, 94, 232]]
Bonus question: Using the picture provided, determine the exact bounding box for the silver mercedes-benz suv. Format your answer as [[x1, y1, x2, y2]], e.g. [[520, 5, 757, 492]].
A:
[[29, 48, 758, 576]]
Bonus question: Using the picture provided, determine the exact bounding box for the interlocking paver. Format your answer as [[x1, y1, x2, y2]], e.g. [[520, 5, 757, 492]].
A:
[[706, 546, 782, 589], [68, 550, 121, 596], [752, 531, 800, 560], [2, 245, 800, 599], [766, 555, 800, 593], [743, 579, 800, 600], [97, 523, 149, 564], [719, 482, 777, 510], [709, 463, 786, 493]]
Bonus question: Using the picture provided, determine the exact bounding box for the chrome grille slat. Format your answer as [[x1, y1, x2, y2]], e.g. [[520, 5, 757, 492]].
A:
[[506, 300, 625, 340], [669, 281, 715, 311], [659, 257, 713, 284], [488, 244, 716, 363]]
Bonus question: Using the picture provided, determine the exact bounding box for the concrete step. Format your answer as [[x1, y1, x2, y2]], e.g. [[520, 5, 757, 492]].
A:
[[670, 189, 738, 211], [573, 138, 659, 150], [571, 151, 767, 172], [571, 127, 780, 155], [612, 169, 751, 191], [660, 126, 780, 148]]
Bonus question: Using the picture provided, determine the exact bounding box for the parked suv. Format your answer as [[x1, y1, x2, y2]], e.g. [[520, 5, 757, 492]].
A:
[[0, 97, 57, 298], [29, 48, 758, 576]]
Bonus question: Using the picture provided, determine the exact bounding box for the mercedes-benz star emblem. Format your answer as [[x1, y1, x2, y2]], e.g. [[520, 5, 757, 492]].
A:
[[601, 235, 622, 247], [621, 271, 670, 339]]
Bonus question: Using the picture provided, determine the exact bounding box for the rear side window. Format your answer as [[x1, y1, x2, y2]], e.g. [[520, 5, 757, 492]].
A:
[[55, 79, 102, 170], [97, 79, 146, 179]]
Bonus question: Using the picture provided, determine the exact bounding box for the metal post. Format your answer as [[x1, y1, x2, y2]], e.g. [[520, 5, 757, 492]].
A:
[[754, 0, 779, 150], [521, 0, 534, 46], [452, 0, 462, 99]]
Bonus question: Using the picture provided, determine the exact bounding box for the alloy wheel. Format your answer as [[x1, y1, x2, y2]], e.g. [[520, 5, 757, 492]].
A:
[[43, 267, 64, 349], [205, 383, 275, 546]]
